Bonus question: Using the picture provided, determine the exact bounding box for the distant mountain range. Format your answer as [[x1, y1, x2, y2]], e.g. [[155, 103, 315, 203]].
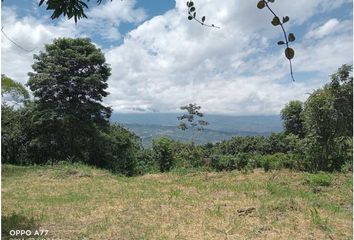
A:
[[111, 113, 283, 147]]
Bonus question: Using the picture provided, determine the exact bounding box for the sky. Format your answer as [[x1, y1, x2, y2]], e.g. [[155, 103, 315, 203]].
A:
[[1, 0, 353, 115]]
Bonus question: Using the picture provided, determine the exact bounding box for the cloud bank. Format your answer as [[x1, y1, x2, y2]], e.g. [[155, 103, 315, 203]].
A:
[[1, 0, 353, 115]]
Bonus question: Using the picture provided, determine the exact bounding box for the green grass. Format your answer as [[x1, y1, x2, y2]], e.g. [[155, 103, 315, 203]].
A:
[[2, 164, 353, 239]]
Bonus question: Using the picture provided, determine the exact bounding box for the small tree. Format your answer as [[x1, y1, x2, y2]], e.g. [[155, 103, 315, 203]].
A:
[[302, 65, 353, 171], [177, 103, 209, 143], [281, 100, 305, 138]]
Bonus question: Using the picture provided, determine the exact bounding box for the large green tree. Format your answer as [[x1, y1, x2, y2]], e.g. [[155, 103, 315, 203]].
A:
[[27, 38, 112, 163]]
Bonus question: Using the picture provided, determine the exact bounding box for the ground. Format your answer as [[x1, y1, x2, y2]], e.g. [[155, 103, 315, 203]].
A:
[[1, 164, 353, 240]]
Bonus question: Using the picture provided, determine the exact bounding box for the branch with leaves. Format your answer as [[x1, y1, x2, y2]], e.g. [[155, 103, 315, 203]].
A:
[[38, 0, 113, 23], [1, 74, 30, 104], [257, 0, 296, 81], [186, 1, 220, 29]]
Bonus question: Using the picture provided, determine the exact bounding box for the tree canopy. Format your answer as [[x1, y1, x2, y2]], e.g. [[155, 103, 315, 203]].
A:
[[301, 65, 353, 171], [281, 100, 305, 138], [1, 74, 30, 103], [27, 38, 112, 163]]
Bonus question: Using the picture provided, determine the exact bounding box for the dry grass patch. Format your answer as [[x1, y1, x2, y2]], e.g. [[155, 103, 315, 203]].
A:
[[2, 164, 352, 239]]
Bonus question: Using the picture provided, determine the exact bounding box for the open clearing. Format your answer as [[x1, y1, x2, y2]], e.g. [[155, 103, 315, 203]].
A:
[[1, 164, 352, 239]]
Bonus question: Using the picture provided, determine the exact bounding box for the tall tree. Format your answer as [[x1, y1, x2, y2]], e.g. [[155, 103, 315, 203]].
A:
[[27, 38, 112, 163], [280, 100, 305, 138], [328, 64, 353, 137], [302, 64, 353, 171]]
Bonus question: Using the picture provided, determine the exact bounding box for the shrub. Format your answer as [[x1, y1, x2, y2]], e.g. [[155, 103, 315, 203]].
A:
[[174, 143, 206, 168], [299, 135, 353, 172], [210, 153, 252, 171], [258, 153, 297, 172], [136, 149, 159, 174], [153, 137, 175, 172], [95, 124, 141, 176]]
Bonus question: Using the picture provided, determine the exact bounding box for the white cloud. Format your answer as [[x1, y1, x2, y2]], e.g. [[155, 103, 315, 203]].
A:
[[305, 18, 352, 40], [1, 0, 353, 115], [1, 1, 146, 82], [104, 0, 352, 114], [58, 0, 147, 41], [1, 7, 76, 84]]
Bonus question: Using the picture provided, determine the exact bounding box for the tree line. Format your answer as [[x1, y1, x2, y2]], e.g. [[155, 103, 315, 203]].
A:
[[1, 38, 352, 175]]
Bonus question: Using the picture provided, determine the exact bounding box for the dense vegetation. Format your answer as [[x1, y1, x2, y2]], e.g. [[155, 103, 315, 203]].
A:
[[1, 38, 352, 176]]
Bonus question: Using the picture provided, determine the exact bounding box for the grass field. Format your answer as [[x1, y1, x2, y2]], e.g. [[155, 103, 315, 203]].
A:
[[1, 164, 353, 240]]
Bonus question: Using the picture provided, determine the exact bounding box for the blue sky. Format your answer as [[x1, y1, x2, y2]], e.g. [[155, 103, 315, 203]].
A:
[[1, 0, 353, 115]]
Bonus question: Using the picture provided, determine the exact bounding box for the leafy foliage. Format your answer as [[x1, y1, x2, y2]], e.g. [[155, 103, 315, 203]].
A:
[[96, 124, 141, 176], [152, 137, 175, 172], [186, 1, 219, 28], [37, 0, 112, 22], [1, 38, 351, 176], [177, 103, 209, 142], [26, 38, 112, 164], [1, 105, 27, 164], [281, 100, 305, 137], [1, 75, 30, 103], [300, 65, 352, 171]]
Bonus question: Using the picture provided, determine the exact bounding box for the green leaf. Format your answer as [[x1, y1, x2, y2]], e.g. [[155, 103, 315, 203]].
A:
[[202, 16, 206, 22], [271, 16, 280, 26], [285, 47, 295, 60], [277, 41, 285, 45], [190, 7, 195, 12], [188, 1, 194, 7], [257, 1, 265, 9], [38, 0, 45, 6], [283, 16, 290, 23], [188, 16, 193, 20], [288, 33, 296, 42]]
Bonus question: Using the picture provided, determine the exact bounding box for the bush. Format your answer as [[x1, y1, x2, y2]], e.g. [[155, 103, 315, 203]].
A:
[[153, 137, 175, 172], [258, 153, 297, 172], [94, 124, 141, 176], [211, 155, 235, 171], [300, 136, 353, 172], [174, 143, 206, 168], [210, 153, 252, 171], [136, 149, 159, 174]]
